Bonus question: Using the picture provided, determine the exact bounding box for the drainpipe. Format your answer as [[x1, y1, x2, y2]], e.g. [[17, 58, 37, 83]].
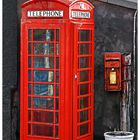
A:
[[132, 10, 137, 136], [120, 53, 131, 131], [120, 10, 137, 132]]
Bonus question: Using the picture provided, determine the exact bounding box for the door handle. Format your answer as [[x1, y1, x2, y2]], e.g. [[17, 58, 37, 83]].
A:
[[74, 74, 78, 80]]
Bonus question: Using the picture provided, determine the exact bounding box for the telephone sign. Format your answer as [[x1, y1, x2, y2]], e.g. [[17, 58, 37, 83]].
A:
[[27, 10, 64, 17], [71, 11, 90, 18], [20, 0, 94, 140]]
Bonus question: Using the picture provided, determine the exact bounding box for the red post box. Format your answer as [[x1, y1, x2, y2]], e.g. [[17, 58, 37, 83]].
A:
[[20, 0, 94, 140], [104, 53, 122, 91]]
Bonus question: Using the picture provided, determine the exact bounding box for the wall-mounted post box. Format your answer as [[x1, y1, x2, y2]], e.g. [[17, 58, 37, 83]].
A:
[[104, 53, 122, 91]]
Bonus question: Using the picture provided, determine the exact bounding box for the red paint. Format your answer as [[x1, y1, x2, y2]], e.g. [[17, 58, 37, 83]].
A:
[[20, 0, 94, 140], [104, 52, 122, 91]]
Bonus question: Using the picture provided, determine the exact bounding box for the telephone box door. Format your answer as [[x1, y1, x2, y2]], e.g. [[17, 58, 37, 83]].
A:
[[73, 24, 94, 140], [20, 23, 65, 140]]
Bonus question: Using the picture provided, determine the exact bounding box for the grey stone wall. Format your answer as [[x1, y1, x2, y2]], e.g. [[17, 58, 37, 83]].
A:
[[98, 0, 137, 9], [94, 1, 136, 139], [3, 0, 18, 139], [3, 0, 137, 140]]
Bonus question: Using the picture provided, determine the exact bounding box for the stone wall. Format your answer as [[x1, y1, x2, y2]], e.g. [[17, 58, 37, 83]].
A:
[[94, 1, 136, 139], [3, 0, 18, 139]]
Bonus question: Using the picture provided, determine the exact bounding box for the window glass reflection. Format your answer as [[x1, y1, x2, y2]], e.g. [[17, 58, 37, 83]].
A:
[[34, 70, 54, 82], [28, 29, 32, 41], [32, 111, 54, 123], [79, 44, 90, 55], [32, 124, 53, 137], [34, 30, 54, 41], [56, 29, 59, 42], [55, 126, 59, 137], [80, 110, 88, 122], [80, 123, 88, 136], [80, 71, 89, 82], [28, 84, 32, 94], [56, 58, 59, 69], [34, 43, 54, 55], [79, 57, 89, 68], [56, 98, 59, 110], [79, 30, 90, 41], [33, 98, 54, 110], [56, 112, 59, 124], [34, 84, 54, 96], [28, 111, 31, 121], [28, 97, 31, 108], [28, 56, 32, 68], [56, 71, 59, 83], [80, 97, 89, 109], [56, 44, 59, 55], [28, 43, 32, 54], [56, 85, 59, 96], [34, 57, 54, 68], [80, 84, 89, 95], [28, 70, 32, 81]]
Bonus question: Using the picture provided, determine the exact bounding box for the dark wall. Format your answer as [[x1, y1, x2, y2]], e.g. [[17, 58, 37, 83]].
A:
[[3, 0, 18, 139], [94, 1, 136, 139], [3, 0, 136, 140]]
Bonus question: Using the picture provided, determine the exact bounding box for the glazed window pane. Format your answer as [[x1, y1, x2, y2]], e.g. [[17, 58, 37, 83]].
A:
[[34, 43, 54, 55], [33, 98, 54, 110], [34, 30, 54, 41], [79, 30, 90, 41]]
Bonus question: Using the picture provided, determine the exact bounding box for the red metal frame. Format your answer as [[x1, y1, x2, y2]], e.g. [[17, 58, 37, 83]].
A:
[[20, 0, 94, 140], [21, 23, 65, 140], [73, 24, 94, 140]]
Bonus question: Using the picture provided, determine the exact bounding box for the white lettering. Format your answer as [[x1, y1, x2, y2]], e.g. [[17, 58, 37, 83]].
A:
[[27, 10, 64, 17], [72, 11, 90, 19]]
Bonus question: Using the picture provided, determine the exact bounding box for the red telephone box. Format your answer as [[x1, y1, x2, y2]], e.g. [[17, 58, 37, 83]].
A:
[[20, 0, 94, 140]]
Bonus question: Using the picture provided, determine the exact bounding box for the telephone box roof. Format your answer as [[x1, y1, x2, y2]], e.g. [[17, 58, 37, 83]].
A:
[[21, 0, 94, 8]]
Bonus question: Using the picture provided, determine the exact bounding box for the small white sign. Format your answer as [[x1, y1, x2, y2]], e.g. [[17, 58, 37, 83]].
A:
[[27, 10, 64, 17], [72, 11, 90, 19]]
